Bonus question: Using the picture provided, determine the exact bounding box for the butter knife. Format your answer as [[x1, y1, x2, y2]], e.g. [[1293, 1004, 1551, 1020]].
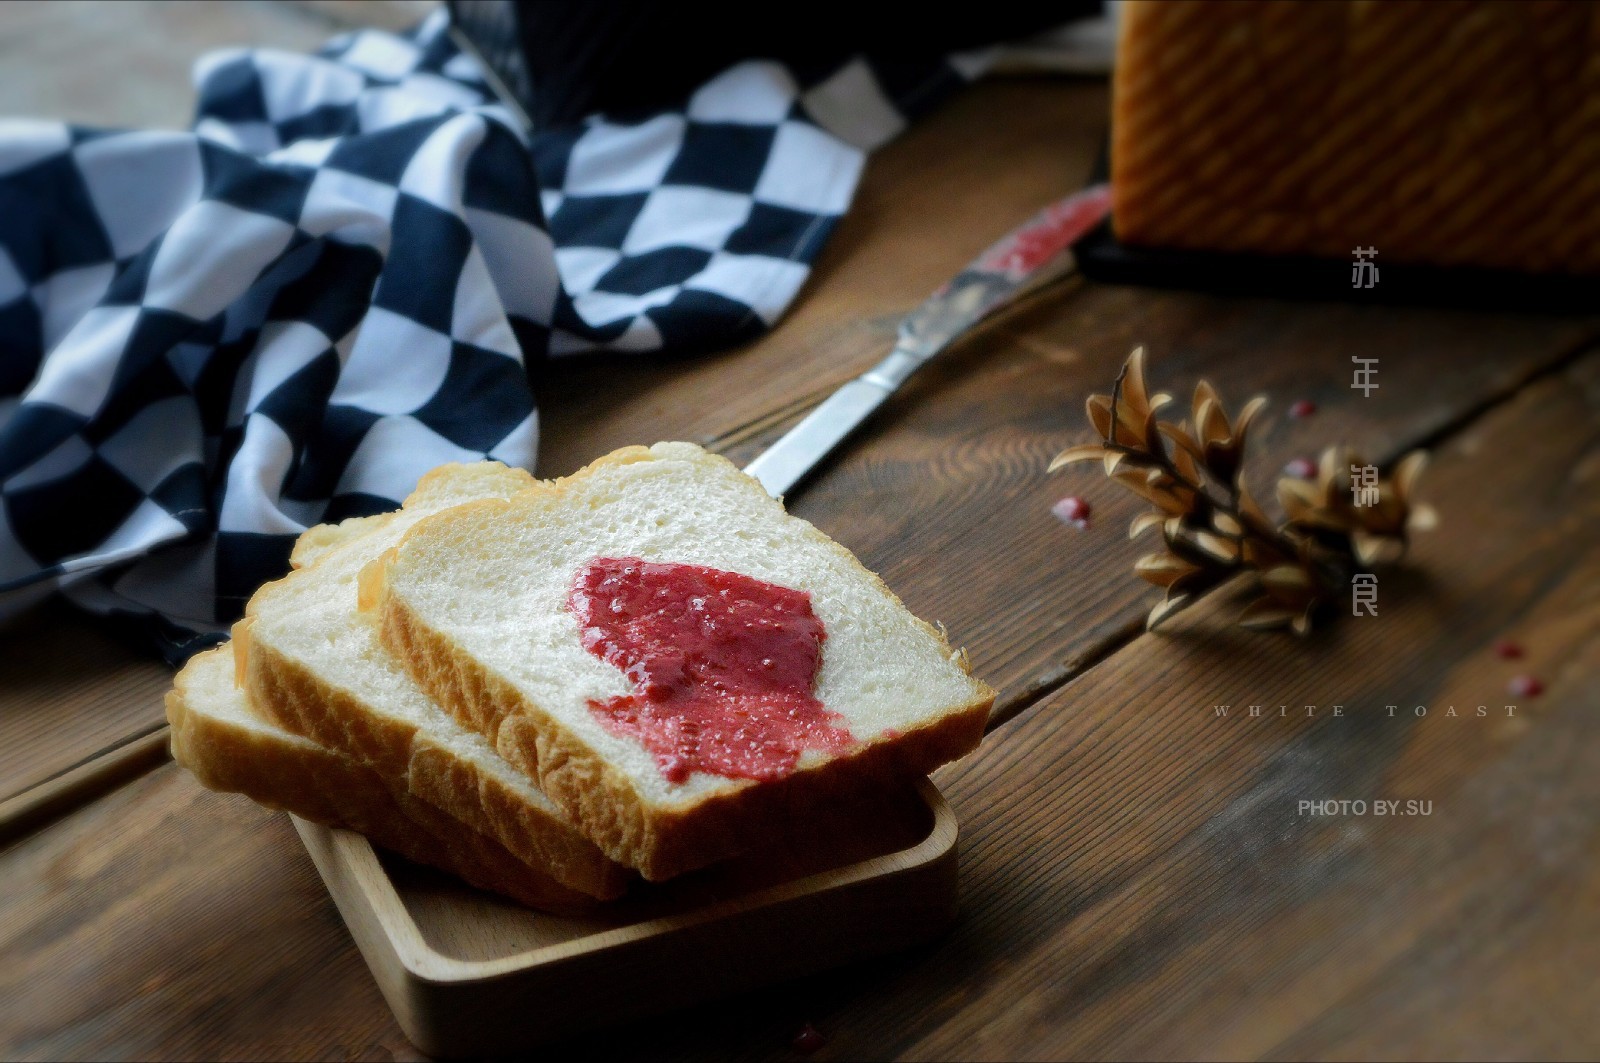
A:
[[744, 183, 1112, 498]]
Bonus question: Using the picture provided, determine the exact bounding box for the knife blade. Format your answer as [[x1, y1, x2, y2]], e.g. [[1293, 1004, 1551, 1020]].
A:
[[743, 183, 1112, 498]]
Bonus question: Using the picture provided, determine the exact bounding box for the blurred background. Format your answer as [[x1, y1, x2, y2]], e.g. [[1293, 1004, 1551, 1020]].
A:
[[0, 2, 433, 127]]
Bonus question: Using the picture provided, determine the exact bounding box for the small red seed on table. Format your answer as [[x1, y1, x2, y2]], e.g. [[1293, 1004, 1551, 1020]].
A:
[[1289, 399, 1317, 418], [1284, 458, 1317, 480], [793, 1023, 828, 1053], [1507, 675, 1544, 697], [1052, 495, 1092, 529], [1493, 640, 1523, 660]]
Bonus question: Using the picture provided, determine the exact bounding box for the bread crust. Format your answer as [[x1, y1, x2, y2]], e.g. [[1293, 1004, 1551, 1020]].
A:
[[167, 647, 597, 911], [243, 578, 630, 901], [237, 469, 631, 902], [375, 444, 996, 880]]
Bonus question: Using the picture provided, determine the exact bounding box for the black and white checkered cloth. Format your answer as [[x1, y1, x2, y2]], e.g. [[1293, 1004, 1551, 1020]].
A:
[[0, 10, 994, 661]]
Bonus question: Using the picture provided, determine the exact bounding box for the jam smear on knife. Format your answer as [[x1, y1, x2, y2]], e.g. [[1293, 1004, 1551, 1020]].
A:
[[569, 557, 855, 784]]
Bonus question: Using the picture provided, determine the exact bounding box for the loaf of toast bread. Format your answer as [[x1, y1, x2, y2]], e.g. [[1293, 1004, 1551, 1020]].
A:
[[237, 462, 629, 901], [1113, 0, 1600, 273], [167, 644, 595, 910], [369, 442, 994, 881]]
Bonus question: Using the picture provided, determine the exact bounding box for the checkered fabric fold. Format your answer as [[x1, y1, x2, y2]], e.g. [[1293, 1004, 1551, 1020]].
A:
[[0, 10, 991, 661]]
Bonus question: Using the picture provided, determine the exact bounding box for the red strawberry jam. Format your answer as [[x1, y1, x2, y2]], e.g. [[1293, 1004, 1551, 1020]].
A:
[[569, 557, 855, 784]]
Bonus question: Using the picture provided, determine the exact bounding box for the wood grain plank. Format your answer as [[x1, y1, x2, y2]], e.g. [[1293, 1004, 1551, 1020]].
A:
[[0, 603, 171, 806], [0, 766, 420, 1063], [523, 352, 1600, 1059], [0, 727, 169, 847], [5, 356, 1593, 1060]]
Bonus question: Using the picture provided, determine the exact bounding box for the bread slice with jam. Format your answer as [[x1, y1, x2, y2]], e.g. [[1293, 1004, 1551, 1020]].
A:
[[368, 442, 994, 881]]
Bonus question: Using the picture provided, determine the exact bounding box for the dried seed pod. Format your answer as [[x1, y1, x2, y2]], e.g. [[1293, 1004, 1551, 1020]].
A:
[[1049, 348, 1436, 636]]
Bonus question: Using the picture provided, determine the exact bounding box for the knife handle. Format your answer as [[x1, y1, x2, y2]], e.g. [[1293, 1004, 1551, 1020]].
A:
[[896, 183, 1111, 363]]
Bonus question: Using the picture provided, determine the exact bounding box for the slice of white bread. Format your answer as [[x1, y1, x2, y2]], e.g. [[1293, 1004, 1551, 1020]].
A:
[[167, 644, 594, 910], [369, 442, 995, 880], [238, 462, 629, 901]]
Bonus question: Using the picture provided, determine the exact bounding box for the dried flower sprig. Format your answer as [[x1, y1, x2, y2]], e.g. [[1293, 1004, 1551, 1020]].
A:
[[1050, 348, 1437, 635]]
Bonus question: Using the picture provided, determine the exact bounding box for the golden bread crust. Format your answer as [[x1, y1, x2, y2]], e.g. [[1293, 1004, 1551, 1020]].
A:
[[166, 647, 597, 911], [242, 535, 629, 901], [237, 464, 629, 900]]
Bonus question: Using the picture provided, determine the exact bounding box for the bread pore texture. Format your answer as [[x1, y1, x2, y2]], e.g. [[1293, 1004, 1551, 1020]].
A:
[[373, 442, 994, 880], [240, 461, 628, 901], [167, 645, 596, 910]]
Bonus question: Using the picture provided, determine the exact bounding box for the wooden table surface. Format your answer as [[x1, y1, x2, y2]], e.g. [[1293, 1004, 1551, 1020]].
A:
[[4, 4, 1599, 1060]]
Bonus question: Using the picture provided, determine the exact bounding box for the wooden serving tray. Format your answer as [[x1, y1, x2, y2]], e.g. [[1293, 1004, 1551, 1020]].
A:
[[293, 778, 958, 1056]]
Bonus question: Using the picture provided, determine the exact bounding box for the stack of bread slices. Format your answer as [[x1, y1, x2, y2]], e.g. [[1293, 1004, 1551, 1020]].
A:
[[168, 442, 995, 907]]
